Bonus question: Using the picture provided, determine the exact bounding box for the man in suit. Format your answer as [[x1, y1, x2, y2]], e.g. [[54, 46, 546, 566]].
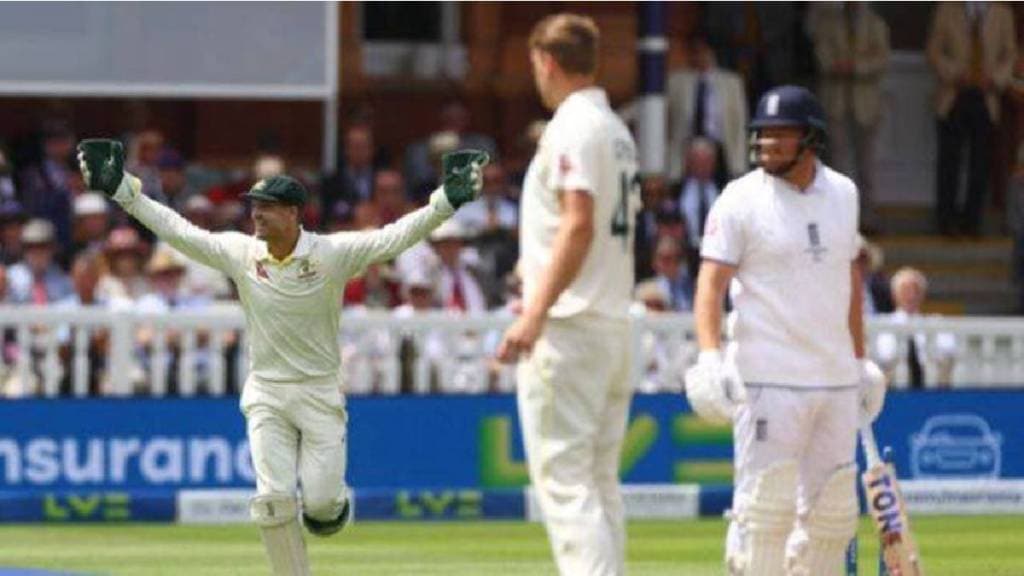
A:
[[320, 124, 380, 217], [677, 137, 720, 273], [666, 34, 749, 188], [927, 1, 1017, 236], [809, 2, 890, 226]]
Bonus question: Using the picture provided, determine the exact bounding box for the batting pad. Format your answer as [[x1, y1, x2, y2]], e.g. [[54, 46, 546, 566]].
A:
[[251, 493, 311, 576], [727, 460, 798, 576], [785, 464, 858, 576]]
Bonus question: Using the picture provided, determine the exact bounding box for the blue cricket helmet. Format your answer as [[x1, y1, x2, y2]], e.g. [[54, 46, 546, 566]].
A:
[[749, 85, 828, 165]]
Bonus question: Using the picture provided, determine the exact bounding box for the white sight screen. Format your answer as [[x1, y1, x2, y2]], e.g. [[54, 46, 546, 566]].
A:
[[0, 2, 331, 98]]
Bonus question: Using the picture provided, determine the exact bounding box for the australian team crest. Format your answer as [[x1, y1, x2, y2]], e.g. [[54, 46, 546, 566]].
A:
[[296, 258, 320, 281]]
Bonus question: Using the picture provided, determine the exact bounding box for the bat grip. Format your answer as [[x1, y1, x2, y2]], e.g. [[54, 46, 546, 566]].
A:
[[859, 424, 883, 468]]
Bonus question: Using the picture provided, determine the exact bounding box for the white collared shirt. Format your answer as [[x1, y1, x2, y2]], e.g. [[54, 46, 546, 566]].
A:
[[520, 87, 640, 320], [701, 162, 861, 387], [116, 187, 454, 385]]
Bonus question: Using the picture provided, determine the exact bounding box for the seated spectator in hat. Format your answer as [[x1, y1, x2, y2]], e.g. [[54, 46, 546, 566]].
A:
[[429, 219, 487, 313], [135, 245, 216, 395], [157, 148, 198, 211], [874, 267, 957, 389], [96, 227, 150, 302], [0, 200, 27, 265], [6, 219, 73, 305], [18, 119, 76, 255], [72, 193, 111, 257]]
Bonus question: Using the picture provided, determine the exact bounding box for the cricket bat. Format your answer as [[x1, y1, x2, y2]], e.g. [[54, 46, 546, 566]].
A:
[[860, 424, 925, 576]]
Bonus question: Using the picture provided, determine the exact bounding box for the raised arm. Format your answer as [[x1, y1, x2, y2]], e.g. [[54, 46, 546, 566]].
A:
[[328, 150, 489, 279], [77, 139, 245, 275]]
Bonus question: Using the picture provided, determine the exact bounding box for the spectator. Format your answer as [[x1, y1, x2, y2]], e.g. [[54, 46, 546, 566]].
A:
[[650, 236, 695, 312], [666, 33, 748, 187], [126, 129, 168, 203], [677, 137, 720, 264], [342, 262, 401, 310], [0, 146, 16, 202], [809, 2, 890, 227], [454, 161, 518, 236], [429, 219, 487, 313], [927, 1, 1017, 236], [0, 200, 27, 265], [454, 161, 519, 304], [404, 100, 497, 198], [875, 267, 957, 389], [371, 169, 414, 225], [6, 219, 74, 305], [393, 267, 444, 394], [321, 124, 379, 212], [17, 119, 75, 256], [175, 196, 233, 300], [856, 235, 893, 314], [207, 153, 286, 206], [635, 174, 680, 281], [54, 251, 131, 396], [97, 227, 150, 301], [157, 148, 198, 211], [135, 245, 216, 395], [71, 193, 111, 256]]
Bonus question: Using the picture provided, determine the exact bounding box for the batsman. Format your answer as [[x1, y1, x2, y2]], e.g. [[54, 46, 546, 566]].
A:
[[78, 138, 488, 575], [684, 86, 887, 576]]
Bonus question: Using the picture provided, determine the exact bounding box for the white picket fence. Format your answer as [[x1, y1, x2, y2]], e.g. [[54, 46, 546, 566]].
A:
[[1, 305, 1023, 397]]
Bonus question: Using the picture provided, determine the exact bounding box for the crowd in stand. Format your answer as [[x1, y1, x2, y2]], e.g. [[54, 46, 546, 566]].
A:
[[0, 2, 1018, 395]]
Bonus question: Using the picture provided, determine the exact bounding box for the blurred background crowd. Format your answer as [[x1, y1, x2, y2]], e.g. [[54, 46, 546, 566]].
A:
[[0, 2, 1020, 396]]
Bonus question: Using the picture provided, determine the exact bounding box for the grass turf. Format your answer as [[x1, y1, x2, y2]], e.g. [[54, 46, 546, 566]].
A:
[[0, 516, 1021, 575]]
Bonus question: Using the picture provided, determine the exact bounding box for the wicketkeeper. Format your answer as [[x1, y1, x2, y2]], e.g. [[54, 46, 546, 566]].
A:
[[78, 138, 488, 576]]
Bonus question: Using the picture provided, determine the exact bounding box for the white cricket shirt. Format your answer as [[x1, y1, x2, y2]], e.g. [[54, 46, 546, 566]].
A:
[[520, 87, 640, 320], [116, 186, 453, 385], [700, 162, 861, 387]]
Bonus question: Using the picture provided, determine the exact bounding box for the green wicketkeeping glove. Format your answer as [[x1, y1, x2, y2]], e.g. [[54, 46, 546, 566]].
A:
[[441, 149, 490, 210], [77, 139, 126, 197]]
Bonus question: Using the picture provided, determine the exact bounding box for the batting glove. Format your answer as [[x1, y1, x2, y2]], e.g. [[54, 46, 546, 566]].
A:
[[684, 347, 747, 425], [858, 359, 887, 425]]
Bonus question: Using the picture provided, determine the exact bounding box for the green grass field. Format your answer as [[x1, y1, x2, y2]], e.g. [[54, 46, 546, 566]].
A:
[[0, 517, 1021, 576]]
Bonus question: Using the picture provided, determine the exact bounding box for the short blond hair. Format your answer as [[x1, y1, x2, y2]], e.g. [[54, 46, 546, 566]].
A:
[[890, 267, 928, 295], [529, 13, 600, 76]]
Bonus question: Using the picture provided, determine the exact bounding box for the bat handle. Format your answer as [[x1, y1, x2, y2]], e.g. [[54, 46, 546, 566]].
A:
[[859, 424, 883, 468]]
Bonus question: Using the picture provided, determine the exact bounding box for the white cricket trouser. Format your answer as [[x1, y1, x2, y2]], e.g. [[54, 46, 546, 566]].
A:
[[517, 314, 633, 576], [241, 376, 349, 521], [727, 385, 859, 563]]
